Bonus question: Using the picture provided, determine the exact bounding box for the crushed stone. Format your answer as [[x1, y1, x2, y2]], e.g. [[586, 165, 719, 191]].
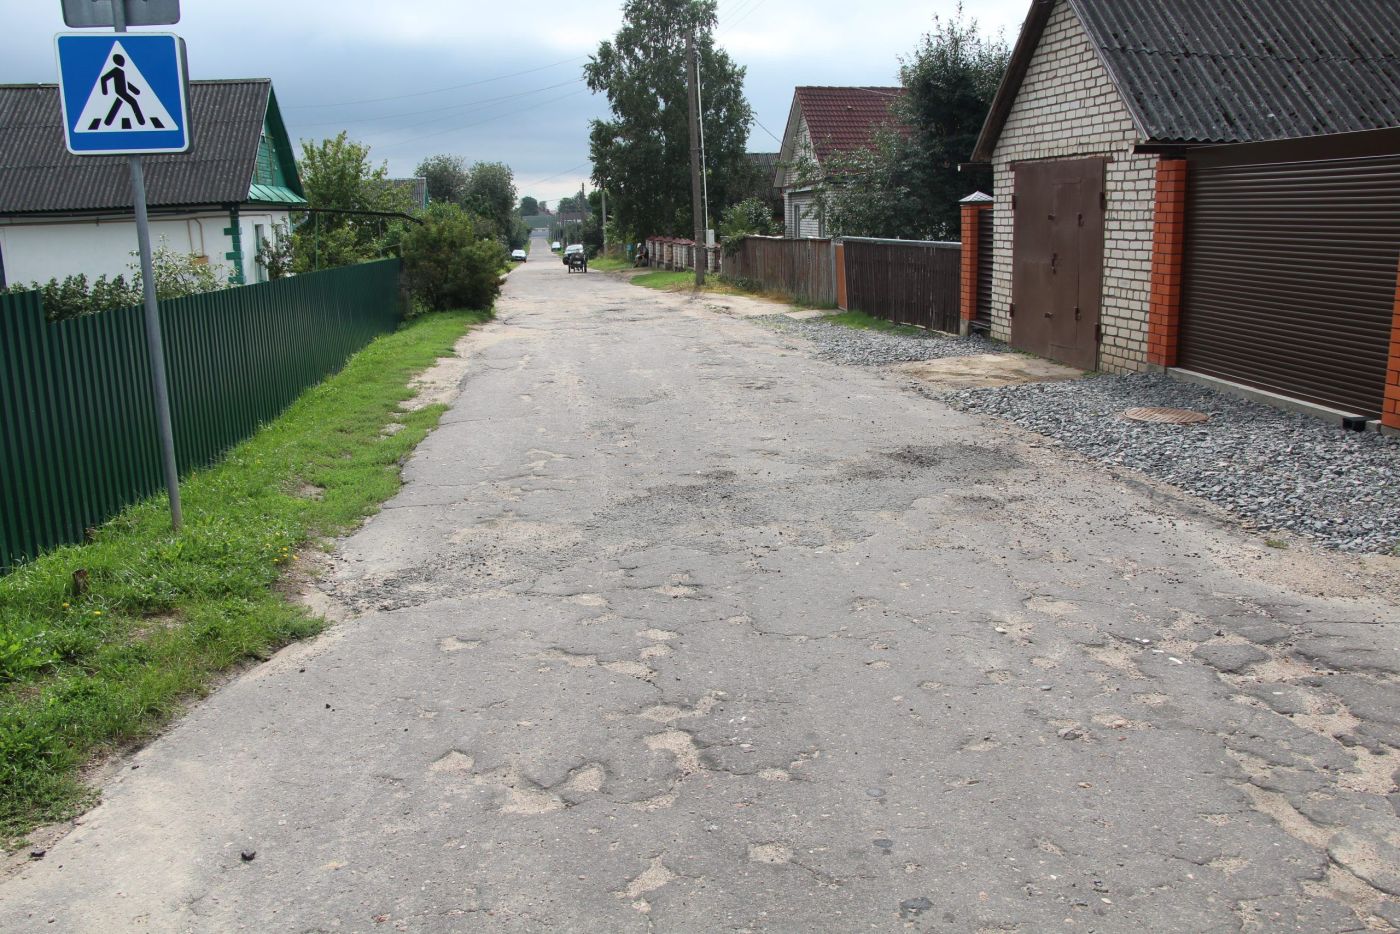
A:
[[942, 374, 1400, 554], [757, 315, 1006, 366]]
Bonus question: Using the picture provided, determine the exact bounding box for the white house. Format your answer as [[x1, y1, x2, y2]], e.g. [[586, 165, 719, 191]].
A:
[[0, 78, 305, 288], [773, 86, 904, 238]]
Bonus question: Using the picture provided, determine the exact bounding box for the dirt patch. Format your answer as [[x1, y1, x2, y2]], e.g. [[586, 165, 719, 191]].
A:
[[894, 353, 1083, 390], [401, 321, 521, 412]]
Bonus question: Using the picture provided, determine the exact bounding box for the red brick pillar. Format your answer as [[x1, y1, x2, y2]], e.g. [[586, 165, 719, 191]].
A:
[[959, 204, 983, 335], [1384, 258, 1400, 431], [1147, 158, 1187, 367]]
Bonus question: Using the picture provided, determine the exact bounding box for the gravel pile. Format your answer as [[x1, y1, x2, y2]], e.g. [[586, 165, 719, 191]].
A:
[[759, 315, 1006, 366], [943, 374, 1400, 553]]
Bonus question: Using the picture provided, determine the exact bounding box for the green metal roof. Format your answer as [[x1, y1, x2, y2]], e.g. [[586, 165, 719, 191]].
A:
[[247, 183, 307, 205]]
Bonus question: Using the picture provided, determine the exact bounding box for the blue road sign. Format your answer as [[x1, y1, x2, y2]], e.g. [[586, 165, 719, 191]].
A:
[[55, 32, 189, 155]]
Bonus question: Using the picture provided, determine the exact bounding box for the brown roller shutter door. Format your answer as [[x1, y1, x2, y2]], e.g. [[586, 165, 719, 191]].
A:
[[1179, 153, 1400, 418]]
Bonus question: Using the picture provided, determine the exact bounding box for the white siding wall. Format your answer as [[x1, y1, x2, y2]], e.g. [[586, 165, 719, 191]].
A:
[[990, 0, 1157, 373], [783, 192, 823, 238], [780, 115, 824, 237], [0, 208, 292, 288]]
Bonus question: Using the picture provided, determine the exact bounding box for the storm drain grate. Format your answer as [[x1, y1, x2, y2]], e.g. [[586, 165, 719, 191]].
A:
[[1121, 406, 1210, 425]]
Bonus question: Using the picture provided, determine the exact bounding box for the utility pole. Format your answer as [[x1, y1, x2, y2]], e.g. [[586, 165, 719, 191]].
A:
[[601, 184, 608, 256], [696, 56, 710, 243], [686, 31, 705, 287]]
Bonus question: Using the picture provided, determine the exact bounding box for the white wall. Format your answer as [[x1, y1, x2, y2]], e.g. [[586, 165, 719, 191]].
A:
[[990, 0, 1158, 373], [783, 191, 823, 238], [0, 208, 292, 288]]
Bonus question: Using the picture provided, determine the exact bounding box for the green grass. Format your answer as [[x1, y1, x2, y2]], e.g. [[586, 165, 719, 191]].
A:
[[824, 309, 925, 336], [0, 309, 489, 846], [588, 256, 631, 272], [631, 270, 698, 290]]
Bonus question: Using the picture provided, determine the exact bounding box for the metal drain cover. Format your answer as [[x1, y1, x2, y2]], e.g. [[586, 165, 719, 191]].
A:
[[1122, 406, 1210, 425]]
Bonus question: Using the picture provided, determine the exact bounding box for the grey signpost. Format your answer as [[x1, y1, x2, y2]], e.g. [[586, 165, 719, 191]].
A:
[[57, 0, 186, 530], [62, 0, 179, 27]]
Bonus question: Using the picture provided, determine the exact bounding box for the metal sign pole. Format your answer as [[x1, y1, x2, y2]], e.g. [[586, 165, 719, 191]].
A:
[[113, 0, 183, 529]]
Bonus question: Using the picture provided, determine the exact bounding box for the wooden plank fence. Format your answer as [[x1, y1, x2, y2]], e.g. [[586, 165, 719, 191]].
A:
[[722, 236, 836, 307], [843, 237, 962, 333], [1, 259, 402, 571]]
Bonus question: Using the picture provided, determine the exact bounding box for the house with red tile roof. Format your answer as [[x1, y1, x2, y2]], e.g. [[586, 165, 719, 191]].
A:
[[774, 86, 904, 238]]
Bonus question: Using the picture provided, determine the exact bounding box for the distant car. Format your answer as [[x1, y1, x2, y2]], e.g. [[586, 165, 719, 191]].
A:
[[510, 249, 527, 262], [551, 241, 562, 252]]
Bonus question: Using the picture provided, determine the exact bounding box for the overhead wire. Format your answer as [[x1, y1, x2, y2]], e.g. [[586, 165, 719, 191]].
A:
[[384, 87, 591, 148], [286, 55, 588, 109], [292, 78, 585, 131], [517, 161, 593, 187], [727, 0, 769, 29], [753, 117, 784, 145]]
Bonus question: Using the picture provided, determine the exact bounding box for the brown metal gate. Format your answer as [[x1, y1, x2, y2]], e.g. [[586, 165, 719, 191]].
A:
[[1180, 144, 1400, 417], [1011, 158, 1105, 370]]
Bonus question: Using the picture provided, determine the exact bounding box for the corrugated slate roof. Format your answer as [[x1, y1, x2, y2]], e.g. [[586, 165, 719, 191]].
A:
[[1076, 0, 1400, 143], [378, 177, 428, 209], [0, 79, 282, 214], [974, 0, 1400, 159], [746, 152, 779, 173], [793, 87, 904, 163]]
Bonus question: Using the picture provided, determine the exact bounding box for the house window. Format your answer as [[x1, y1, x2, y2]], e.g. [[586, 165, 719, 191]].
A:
[[253, 223, 267, 283]]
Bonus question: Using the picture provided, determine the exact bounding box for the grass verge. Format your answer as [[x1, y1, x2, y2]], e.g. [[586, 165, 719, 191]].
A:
[[0, 309, 489, 847], [588, 256, 631, 272], [631, 270, 697, 290], [630, 270, 840, 314], [823, 309, 925, 336]]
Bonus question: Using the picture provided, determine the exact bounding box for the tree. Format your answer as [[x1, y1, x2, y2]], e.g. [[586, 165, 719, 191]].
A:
[[400, 203, 506, 313], [294, 132, 413, 271], [462, 162, 518, 243], [585, 0, 752, 240], [896, 5, 1009, 238], [718, 198, 779, 255], [519, 195, 540, 216], [416, 154, 470, 206], [791, 6, 1007, 241]]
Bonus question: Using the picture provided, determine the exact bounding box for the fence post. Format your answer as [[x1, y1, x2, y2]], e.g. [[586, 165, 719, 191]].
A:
[[959, 192, 994, 337], [834, 240, 848, 310]]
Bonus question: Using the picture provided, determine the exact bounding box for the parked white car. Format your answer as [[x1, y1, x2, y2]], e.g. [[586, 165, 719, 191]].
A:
[[510, 249, 527, 262]]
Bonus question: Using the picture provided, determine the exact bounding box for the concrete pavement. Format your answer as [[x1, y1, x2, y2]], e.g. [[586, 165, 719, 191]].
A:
[[2, 231, 1397, 932]]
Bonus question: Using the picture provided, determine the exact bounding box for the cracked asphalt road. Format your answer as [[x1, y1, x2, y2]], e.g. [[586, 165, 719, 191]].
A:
[[3, 233, 1399, 932]]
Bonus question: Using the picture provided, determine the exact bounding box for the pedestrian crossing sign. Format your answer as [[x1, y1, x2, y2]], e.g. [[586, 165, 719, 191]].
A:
[[55, 33, 190, 155]]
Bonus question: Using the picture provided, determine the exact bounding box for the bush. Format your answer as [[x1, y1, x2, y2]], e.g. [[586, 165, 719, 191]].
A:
[[719, 198, 780, 256], [399, 203, 507, 312], [1, 239, 227, 320]]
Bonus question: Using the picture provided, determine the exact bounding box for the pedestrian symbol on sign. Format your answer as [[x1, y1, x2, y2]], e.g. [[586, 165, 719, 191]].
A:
[[74, 41, 175, 133], [55, 32, 190, 155]]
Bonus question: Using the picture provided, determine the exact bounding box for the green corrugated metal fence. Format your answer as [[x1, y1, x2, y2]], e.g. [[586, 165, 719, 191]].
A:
[[1, 259, 402, 572]]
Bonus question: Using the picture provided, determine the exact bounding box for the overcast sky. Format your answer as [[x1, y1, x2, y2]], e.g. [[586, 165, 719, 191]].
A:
[[4, 0, 1030, 205]]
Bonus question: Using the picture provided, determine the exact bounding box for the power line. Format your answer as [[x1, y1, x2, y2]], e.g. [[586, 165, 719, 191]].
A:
[[287, 55, 587, 109], [294, 79, 585, 130], [728, 0, 769, 28], [722, 0, 761, 23], [753, 117, 784, 145], [385, 87, 591, 148], [517, 161, 593, 188]]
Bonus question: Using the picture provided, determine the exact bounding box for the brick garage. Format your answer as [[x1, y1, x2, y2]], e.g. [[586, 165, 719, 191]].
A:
[[969, 0, 1400, 422]]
